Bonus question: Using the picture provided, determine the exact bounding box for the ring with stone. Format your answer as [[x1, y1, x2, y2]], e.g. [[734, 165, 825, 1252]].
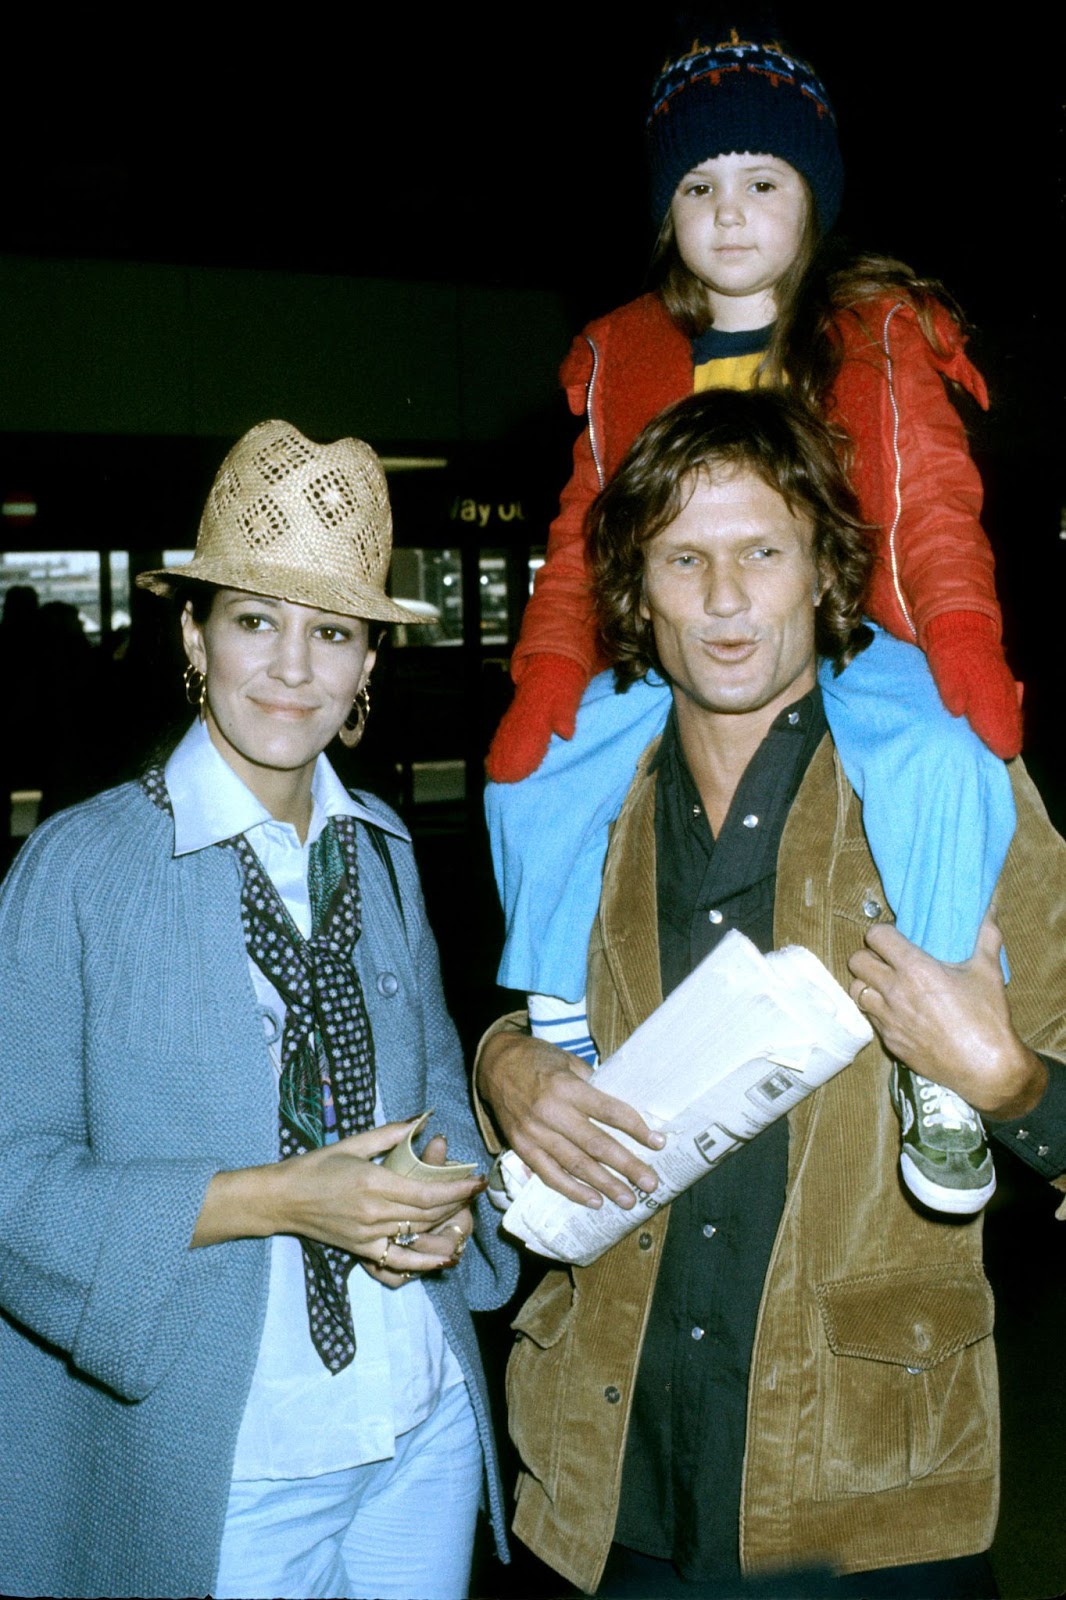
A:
[[392, 1223, 418, 1248]]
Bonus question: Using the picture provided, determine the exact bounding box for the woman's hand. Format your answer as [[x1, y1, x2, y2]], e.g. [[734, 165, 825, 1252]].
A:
[[192, 1119, 486, 1276], [362, 1134, 476, 1288]]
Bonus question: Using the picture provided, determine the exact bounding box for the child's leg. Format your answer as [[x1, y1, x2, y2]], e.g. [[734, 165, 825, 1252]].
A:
[[485, 670, 671, 1003], [819, 626, 1016, 1214], [526, 992, 599, 1067]]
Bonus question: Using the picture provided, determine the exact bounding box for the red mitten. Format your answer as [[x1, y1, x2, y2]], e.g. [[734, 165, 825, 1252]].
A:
[[923, 611, 1023, 759], [485, 655, 590, 783]]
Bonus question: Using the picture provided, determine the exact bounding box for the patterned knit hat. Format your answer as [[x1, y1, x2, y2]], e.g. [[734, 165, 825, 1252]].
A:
[[647, 28, 843, 232], [137, 420, 428, 625]]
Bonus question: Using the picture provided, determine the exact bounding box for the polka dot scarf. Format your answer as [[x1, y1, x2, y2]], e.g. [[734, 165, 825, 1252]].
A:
[[141, 765, 375, 1373]]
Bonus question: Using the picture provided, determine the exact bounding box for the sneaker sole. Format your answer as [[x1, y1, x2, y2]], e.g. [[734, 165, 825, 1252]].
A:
[[900, 1151, 997, 1215]]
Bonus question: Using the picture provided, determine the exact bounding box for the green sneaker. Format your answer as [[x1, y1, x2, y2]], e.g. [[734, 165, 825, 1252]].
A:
[[891, 1061, 996, 1215]]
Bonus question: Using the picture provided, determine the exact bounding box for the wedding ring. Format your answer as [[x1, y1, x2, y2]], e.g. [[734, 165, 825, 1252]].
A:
[[376, 1241, 392, 1271], [448, 1224, 468, 1257], [392, 1223, 418, 1248]]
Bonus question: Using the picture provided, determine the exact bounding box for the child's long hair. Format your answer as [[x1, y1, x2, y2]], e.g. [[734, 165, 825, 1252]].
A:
[[651, 217, 967, 417]]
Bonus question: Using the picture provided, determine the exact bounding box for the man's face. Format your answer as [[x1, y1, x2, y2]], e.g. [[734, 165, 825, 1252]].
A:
[[639, 466, 822, 728]]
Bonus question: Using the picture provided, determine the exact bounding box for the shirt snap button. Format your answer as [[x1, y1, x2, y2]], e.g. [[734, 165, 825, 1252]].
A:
[[638, 1231, 653, 1250], [376, 971, 400, 998], [707, 909, 723, 925], [604, 1385, 621, 1403], [742, 814, 759, 829], [691, 1327, 705, 1341], [862, 897, 883, 920]]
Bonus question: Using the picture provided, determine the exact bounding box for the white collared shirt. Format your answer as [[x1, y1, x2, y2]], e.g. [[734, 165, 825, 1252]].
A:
[[165, 720, 461, 1481]]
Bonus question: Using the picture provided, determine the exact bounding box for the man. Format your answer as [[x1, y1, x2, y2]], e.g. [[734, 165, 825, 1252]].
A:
[[477, 390, 1066, 1597]]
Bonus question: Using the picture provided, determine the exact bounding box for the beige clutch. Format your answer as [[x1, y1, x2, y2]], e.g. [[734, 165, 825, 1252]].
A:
[[382, 1111, 478, 1182]]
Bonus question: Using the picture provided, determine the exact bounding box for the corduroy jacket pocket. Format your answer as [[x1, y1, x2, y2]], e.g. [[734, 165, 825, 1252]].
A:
[[810, 1264, 996, 1499], [506, 1269, 579, 1502]]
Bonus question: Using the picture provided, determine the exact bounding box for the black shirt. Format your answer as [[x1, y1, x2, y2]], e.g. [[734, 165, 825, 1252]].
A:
[[614, 688, 827, 1581]]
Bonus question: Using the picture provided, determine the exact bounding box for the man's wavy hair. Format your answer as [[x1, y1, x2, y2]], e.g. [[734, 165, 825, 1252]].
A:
[[590, 388, 874, 689]]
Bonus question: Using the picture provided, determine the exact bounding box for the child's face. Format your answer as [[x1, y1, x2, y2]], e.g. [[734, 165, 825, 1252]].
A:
[[669, 153, 809, 331]]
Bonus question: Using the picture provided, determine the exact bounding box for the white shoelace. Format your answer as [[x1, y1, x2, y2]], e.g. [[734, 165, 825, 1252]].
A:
[[915, 1075, 981, 1132]]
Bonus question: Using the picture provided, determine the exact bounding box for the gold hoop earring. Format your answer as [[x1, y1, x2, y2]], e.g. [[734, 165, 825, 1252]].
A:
[[183, 663, 207, 714], [338, 684, 370, 749]]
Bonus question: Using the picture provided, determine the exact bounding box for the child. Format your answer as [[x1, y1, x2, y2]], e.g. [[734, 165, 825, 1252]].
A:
[[485, 26, 1021, 1216]]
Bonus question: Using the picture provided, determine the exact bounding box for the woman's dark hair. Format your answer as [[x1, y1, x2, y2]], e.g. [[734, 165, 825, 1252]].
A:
[[589, 387, 873, 689], [652, 215, 963, 416], [169, 578, 221, 624]]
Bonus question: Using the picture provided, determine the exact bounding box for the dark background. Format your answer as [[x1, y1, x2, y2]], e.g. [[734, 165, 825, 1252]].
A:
[[5, 7, 1058, 810], [1, 6, 1062, 1596]]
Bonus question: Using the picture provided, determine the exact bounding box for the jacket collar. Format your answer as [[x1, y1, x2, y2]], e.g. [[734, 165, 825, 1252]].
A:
[[596, 737, 665, 1040]]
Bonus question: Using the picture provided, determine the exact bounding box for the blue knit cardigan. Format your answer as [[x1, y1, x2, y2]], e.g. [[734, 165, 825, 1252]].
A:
[[0, 779, 518, 1599]]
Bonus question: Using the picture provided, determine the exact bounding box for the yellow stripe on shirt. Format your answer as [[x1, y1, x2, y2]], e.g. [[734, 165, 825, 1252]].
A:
[[692, 350, 764, 393]]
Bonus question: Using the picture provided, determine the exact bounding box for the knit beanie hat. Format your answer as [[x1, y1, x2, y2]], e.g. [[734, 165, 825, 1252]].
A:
[[647, 28, 843, 233]]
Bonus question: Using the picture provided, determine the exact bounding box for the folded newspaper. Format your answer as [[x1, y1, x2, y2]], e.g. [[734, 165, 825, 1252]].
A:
[[497, 930, 873, 1266]]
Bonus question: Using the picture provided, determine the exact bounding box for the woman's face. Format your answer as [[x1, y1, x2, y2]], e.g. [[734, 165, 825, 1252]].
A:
[[182, 590, 374, 796]]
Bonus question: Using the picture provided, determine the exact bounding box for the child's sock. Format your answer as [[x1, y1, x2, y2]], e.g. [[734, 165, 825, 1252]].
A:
[[528, 993, 600, 1070]]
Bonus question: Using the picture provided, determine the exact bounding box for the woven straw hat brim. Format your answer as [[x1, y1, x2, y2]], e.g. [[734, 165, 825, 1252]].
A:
[[136, 558, 431, 626]]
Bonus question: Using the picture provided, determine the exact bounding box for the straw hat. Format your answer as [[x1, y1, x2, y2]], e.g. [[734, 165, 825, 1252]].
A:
[[137, 420, 429, 625]]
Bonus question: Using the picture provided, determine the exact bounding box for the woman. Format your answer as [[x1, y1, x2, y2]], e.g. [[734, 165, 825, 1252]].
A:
[[0, 421, 518, 1600]]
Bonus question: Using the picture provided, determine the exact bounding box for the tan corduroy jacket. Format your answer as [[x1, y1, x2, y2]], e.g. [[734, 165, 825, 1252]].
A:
[[499, 737, 1066, 1592]]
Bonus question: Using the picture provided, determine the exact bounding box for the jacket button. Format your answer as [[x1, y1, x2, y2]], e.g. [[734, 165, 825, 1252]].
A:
[[862, 897, 883, 920], [376, 971, 400, 998], [604, 1385, 621, 1404], [638, 1232, 653, 1250]]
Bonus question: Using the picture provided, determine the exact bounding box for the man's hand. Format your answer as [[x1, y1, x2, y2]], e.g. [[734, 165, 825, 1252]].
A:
[[477, 1030, 665, 1209], [848, 912, 1046, 1119]]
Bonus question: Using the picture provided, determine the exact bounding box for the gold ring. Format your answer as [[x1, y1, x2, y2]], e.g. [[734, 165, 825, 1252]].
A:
[[448, 1224, 468, 1256], [376, 1241, 391, 1271]]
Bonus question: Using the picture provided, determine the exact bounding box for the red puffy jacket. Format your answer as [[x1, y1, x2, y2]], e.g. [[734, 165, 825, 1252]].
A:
[[487, 292, 1019, 779]]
